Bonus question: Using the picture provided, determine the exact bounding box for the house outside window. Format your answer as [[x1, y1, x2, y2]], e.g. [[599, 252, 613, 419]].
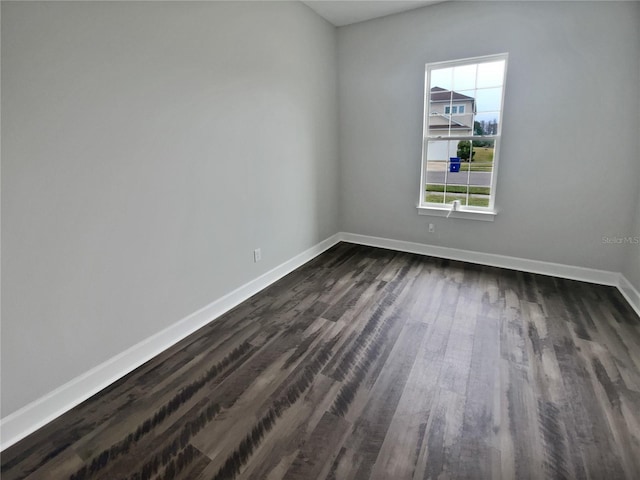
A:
[[418, 53, 508, 220]]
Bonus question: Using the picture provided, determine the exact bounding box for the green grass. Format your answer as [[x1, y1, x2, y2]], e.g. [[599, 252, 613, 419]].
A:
[[460, 164, 493, 172], [472, 147, 494, 163], [459, 147, 493, 171]]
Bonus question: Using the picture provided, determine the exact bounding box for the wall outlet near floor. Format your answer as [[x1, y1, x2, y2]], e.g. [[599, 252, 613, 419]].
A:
[[254, 248, 262, 263], [428, 223, 435, 233]]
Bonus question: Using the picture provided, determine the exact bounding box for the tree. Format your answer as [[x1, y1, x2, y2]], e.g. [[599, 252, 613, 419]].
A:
[[473, 121, 494, 147], [457, 140, 475, 162]]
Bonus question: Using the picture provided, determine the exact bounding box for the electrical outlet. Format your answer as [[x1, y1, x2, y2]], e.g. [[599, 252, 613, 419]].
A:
[[254, 248, 262, 263], [428, 223, 435, 233]]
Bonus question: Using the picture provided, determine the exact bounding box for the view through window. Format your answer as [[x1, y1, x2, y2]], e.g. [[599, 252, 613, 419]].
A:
[[420, 53, 508, 213]]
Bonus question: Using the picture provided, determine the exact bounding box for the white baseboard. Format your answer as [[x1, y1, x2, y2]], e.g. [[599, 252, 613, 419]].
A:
[[618, 274, 640, 318], [0, 234, 341, 451], [338, 232, 620, 286]]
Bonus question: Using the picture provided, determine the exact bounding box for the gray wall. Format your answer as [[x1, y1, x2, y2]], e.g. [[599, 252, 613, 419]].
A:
[[624, 188, 640, 290], [1, 1, 338, 417], [622, 6, 640, 292], [337, 1, 640, 272]]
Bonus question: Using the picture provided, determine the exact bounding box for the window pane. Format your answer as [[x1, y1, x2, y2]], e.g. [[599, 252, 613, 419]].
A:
[[472, 143, 495, 165], [425, 183, 446, 204], [430, 67, 453, 90], [474, 113, 501, 135], [426, 140, 459, 185], [477, 60, 505, 88], [452, 64, 477, 91], [425, 161, 448, 185], [469, 185, 491, 207], [465, 161, 493, 186], [426, 140, 457, 161], [475, 88, 503, 112]]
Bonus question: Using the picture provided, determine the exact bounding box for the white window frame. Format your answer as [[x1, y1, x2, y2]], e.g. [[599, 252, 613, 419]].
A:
[[418, 53, 508, 221]]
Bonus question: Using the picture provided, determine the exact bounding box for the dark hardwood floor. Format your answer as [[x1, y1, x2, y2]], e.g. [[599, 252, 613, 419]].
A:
[[2, 242, 640, 480]]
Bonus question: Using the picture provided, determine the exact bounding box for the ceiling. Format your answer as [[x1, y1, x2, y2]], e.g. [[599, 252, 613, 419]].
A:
[[302, 1, 446, 27]]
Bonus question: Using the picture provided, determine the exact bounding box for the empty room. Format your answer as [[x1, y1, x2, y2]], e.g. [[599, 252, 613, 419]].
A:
[[1, 0, 639, 479]]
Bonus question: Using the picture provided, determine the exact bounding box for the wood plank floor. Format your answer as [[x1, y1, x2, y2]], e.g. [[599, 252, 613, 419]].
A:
[[2, 242, 640, 480]]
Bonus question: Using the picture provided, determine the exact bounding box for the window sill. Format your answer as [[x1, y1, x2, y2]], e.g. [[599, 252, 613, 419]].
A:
[[417, 205, 497, 222]]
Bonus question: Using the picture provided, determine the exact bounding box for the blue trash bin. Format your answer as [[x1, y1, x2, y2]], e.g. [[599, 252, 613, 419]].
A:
[[449, 157, 461, 173]]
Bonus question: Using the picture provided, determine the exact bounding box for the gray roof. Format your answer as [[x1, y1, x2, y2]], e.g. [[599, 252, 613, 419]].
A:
[[430, 87, 475, 102]]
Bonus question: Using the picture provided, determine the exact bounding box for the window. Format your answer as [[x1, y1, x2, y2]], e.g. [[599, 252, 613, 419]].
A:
[[444, 105, 465, 115], [418, 53, 508, 220]]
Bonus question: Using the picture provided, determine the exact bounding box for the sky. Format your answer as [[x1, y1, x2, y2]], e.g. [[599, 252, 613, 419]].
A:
[[429, 59, 505, 114]]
